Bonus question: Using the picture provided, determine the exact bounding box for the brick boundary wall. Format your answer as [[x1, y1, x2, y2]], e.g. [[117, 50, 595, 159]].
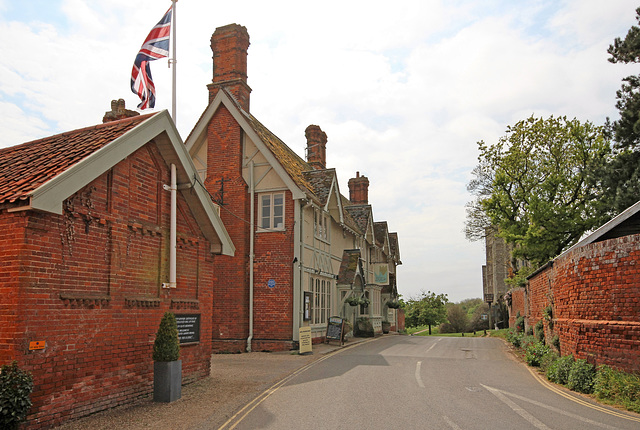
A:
[[508, 287, 526, 327], [527, 234, 640, 373]]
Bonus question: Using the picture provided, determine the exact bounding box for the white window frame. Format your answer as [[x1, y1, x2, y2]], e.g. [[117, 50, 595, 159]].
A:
[[314, 208, 330, 242], [258, 192, 285, 231], [310, 275, 331, 325]]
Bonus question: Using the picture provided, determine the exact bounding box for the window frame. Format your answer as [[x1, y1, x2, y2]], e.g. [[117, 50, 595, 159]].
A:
[[258, 192, 285, 231], [310, 275, 332, 325]]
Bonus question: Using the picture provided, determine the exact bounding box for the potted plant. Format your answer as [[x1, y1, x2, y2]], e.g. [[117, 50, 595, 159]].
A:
[[153, 312, 182, 402], [0, 361, 33, 430], [386, 299, 401, 309], [345, 296, 360, 306], [358, 297, 371, 307]]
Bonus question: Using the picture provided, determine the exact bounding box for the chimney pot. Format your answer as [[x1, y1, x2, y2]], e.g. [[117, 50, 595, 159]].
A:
[[208, 24, 252, 111], [102, 99, 139, 123], [305, 125, 327, 170], [348, 172, 369, 204]]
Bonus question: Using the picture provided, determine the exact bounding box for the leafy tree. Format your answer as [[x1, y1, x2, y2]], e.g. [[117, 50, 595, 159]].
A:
[[466, 115, 611, 266], [404, 290, 448, 334], [469, 302, 490, 331], [601, 7, 640, 214], [444, 304, 469, 333]]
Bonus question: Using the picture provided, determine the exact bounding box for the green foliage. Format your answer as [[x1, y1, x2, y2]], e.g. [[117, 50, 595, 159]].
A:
[[386, 299, 401, 309], [551, 334, 560, 351], [153, 312, 180, 362], [524, 341, 550, 367], [543, 304, 554, 330], [534, 320, 545, 344], [469, 302, 490, 331], [525, 326, 534, 336], [539, 350, 559, 373], [444, 303, 469, 333], [466, 115, 611, 266], [594, 365, 640, 413], [404, 291, 448, 330], [567, 359, 596, 394], [547, 354, 574, 385], [600, 7, 640, 214], [506, 329, 523, 348], [0, 361, 34, 430], [515, 313, 525, 332]]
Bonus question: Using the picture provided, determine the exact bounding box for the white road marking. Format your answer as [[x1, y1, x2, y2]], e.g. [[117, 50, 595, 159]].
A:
[[482, 385, 622, 430], [426, 337, 442, 353], [415, 361, 425, 388], [442, 415, 463, 430], [482, 384, 552, 430]]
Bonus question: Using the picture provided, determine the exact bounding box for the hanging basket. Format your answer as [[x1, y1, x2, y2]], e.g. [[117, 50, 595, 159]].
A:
[[345, 296, 360, 306]]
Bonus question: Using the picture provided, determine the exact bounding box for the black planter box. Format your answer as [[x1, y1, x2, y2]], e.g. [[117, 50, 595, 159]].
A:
[[153, 360, 182, 402]]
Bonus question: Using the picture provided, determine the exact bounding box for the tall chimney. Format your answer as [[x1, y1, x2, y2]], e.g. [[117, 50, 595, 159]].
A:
[[208, 24, 251, 111], [102, 99, 139, 123], [348, 172, 369, 204], [305, 125, 327, 170]]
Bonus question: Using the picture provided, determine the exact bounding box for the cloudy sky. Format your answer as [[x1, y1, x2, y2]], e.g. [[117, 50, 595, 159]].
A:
[[0, 0, 636, 302]]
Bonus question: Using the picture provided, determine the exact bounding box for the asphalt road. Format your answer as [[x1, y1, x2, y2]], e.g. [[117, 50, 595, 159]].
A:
[[223, 336, 640, 430]]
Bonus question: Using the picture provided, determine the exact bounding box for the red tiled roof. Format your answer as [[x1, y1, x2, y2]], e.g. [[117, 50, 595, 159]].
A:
[[0, 113, 155, 205]]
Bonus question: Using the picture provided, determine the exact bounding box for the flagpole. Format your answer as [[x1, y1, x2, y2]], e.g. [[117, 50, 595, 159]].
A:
[[171, 0, 177, 123]]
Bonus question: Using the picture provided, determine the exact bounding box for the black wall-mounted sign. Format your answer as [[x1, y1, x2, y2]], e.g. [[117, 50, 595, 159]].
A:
[[175, 314, 200, 344]]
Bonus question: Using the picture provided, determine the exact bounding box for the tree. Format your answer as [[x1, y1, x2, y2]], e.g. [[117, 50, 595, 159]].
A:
[[404, 291, 448, 335], [601, 7, 640, 214], [443, 304, 469, 333], [466, 115, 611, 266]]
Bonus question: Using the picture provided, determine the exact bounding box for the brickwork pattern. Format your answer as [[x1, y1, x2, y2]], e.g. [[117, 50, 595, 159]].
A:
[[0, 142, 216, 429], [527, 234, 640, 373]]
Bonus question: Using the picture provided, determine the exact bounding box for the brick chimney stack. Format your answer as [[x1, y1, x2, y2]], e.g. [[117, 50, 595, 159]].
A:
[[348, 172, 369, 204], [102, 99, 139, 123], [305, 125, 327, 170], [208, 24, 251, 111]]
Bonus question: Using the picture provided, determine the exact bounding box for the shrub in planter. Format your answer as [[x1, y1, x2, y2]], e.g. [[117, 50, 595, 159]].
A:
[[354, 318, 374, 337], [153, 312, 181, 402], [568, 359, 596, 394], [547, 354, 574, 385], [524, 341, 550, 367], [0, 361, 34, 430]]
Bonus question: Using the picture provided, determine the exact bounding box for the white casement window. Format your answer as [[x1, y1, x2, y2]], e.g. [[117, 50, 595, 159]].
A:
[[314, 209, 329, 241], [259, 192, 284, 230], [310, 276, 331, 325]]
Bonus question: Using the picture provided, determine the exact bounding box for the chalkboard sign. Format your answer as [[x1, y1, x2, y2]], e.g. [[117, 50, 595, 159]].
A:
[[325, 316, 344, 346], [175, 314, 200, 344]]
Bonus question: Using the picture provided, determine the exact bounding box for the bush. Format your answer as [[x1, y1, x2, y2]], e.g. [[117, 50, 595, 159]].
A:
[[539, 350, 559, 373], [0, 361, 34, 430], [594, 365, 640, 413], [506, 329, 523, 348], [568, 359, 596, 394], [551, 334, 560, 351], [515, 313, 524, 332], [547, 354, 574, 385], [525, 341, 550, 367], [534, 320, 545, 344], [153, 312, 180, 362]]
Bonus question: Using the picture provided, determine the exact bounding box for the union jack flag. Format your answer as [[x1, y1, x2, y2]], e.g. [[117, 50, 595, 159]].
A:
[[131, 7, 172, 110]]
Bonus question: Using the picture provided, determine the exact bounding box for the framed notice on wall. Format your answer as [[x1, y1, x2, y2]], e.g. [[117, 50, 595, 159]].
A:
[[175, 314, 200, 344], [303, 292, 311, 321]]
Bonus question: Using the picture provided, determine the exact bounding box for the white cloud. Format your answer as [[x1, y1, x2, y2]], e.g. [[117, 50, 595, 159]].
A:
[[0, 0, 637, 302]]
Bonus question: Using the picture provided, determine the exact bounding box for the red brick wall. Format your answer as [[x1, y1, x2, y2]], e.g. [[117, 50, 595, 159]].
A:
[[205, 103, 296, 352], [527, 234, 640, 373], [508, 287, 526, 328], [0, 142, 216, 429], [397, 309, 405, 332], [206, 104, 250, 353]]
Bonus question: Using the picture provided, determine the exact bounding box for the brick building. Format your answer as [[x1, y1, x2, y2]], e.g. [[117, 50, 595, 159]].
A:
[[186, 24, 401, 351], [0, 108, 233, 428], [525, 201, 640, 373]]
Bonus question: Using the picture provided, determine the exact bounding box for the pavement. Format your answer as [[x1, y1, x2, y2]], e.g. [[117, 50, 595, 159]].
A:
[[56, 336, 375, 430]]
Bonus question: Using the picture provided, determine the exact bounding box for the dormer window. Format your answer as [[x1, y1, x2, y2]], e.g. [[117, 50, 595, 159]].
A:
[[259, 192, 284, 231]]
